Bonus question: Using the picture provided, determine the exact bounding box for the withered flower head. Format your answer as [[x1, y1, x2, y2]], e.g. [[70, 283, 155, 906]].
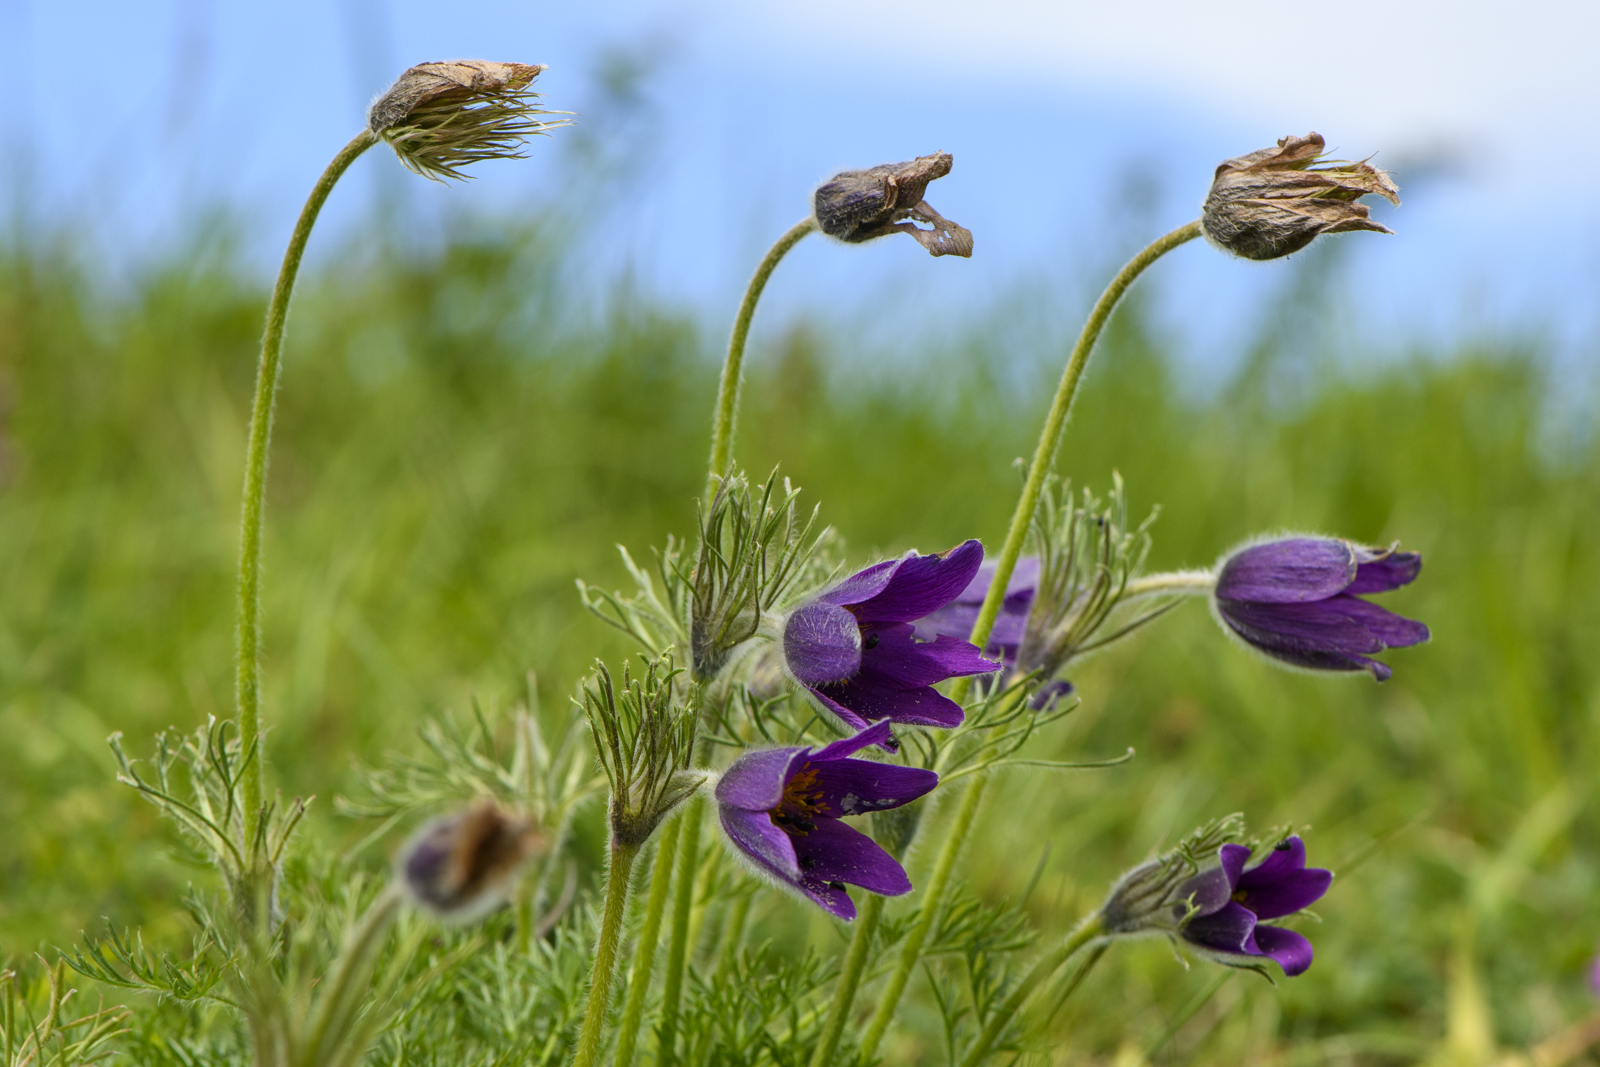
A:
[[1202, 133, 1399, 261], [368, 60, 567, 181], [398, 800, 544, 922], [813, 152, 973, 258]]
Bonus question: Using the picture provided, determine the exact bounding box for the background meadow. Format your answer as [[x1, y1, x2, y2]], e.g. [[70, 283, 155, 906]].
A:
[[5, 3, 1600, 1062], [4, 200, 1599, 1062]]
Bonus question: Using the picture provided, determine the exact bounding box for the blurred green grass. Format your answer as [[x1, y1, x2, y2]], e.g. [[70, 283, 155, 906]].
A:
[[2, 212, 1597, 1064]]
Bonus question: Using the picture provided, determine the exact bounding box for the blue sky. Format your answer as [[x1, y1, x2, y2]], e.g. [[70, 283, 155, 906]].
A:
[[7, 0, 1598, 374]]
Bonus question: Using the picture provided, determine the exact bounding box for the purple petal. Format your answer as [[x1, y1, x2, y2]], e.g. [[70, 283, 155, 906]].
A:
[[809, 721, 895, 763], [819, 559, 898, 608], [852, 540, 986, 624], [719, 805, 800, 881], [798, 879, 857, 920], [716, 747, 801, 811], [860, 624, 999, 688], [1321, 595, 1431, 648], [1217, 600, 1385, 656], [1237, 838, 1332, 920], [1219, 844, 1251, 887], [805, 687, 875, 735], [783, 601, 862, 685], [792, 817, 912, 897], [1216, 539, 1356, 604], [811, 758, 938, 816], [1252, 924, 1315, 976], [1183, 901, 1258, 955], [1347, 549, 1422, 594], [913, 602, 1026, 659], [1175, 864, 1236, 918], [816, 679, 966, 729], [953, 556, 1040, 606]]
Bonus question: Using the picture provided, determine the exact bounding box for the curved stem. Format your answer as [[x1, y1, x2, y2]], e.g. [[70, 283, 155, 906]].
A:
[[860, 222, 1200, 1059], [705, 218, 817, 494], [1122, 569, 1215, 600], [858, 774, 987, 1059], [654, 796, 703, 1067], [572, 843, 642, 1067], [958, 916, 1104, 1067], [808, 893, 883, 1067], [612, 816, 682, 1067], [953, 221, 1202, 694], [236, 129, 376, 855]]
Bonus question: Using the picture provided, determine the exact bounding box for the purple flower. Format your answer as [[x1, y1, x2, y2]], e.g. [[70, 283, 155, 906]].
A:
[[1214, 538, 1429, 681], [1177, 837, 1332, 976], [912, 556, 1039, 666], [783, 540, 1000, 738], [715, 721, 937, 920]]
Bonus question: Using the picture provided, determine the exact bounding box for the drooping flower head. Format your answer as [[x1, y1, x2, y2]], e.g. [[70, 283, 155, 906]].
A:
[[369, 60, 567, 181], [1213, 537, 1429, 681], [1202, 133, 1400, 261], [398, 800, 544, 923], [1174, 837, 1332, 977], [813, 153, 974, 257], [716, 721, 937, 920], [783, 540, 1000, 742]]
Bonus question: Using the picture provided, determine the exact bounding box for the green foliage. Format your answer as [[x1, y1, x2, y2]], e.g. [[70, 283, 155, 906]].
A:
[[2, 209, 1599, 1067]]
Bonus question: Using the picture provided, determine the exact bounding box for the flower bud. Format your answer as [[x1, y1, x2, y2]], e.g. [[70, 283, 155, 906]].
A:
[[369, 60, 565, 181], [585, 656, 704, 849], [813, 153, 973, 258], [398, 800, 543, 922], [1202, 133, 1399, 260]]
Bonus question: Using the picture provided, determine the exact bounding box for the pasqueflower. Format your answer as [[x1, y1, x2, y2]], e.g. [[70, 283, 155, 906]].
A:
[[716, 721, 937, 920], [783, 540, 999, 738]]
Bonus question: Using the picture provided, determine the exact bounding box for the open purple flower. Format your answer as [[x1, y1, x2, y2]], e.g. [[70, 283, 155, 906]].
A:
[[1214, 538, 1429, 681], [783, 540, 1000, 738], [715, 721, 937, 920], [912, 556, 1038, 666], [1176, 836, 1332, 976]]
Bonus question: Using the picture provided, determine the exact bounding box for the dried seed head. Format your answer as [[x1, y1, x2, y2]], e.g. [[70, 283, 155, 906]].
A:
[[398, 801, 544, 922], [1201, 133, 1400, 261], [369, 60, 567, 182], [813, 152, 973, 258]]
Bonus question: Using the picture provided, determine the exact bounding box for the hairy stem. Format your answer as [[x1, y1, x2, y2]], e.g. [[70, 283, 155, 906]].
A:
[[612, 817, 682, 1067], [953, 221, 1201, 697], [705, 218, 817, 494], [862, 223, 1200, 1057], [809, 894, 884, 1067], [858, 775, 987, 1059], [958, 916, 1104, 1067], [572, 842, 642, 1067], [1122, 569, 1215, 600], [654, 796, 703, 1067], [236, 129, 376, 856]]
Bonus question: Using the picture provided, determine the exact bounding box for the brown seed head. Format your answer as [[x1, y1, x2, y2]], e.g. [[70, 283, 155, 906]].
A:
[[369, 60, 567, 181], [813, 152, 974, 258], [1201, 133, 1400, 261], [399, 801, 545, 922]]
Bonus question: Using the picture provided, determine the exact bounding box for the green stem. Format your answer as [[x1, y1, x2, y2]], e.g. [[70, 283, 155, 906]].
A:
[[705, 218, 817, 494], [236, 129, 376, 856], [572, 843, 642, 1067], [952, 220, 1202, 699], [861, 221, 1199, 1060], [808, 893, 884, 1067], [1121, 569, 1215, 600], [299, 884, 403, 1067], [717, 892, 752, 975], [858, 774, 988, 1060], [958, 916, 1104, 1067], [612, 817, 681, 1067], [654, 796, 703, 1067]]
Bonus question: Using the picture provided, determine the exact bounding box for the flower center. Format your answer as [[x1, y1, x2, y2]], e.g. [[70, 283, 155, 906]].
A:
[[769, 764, 827, 836], [1232, 889, 1248, 903]]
